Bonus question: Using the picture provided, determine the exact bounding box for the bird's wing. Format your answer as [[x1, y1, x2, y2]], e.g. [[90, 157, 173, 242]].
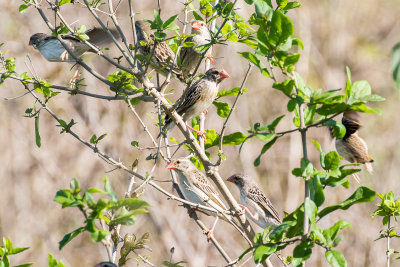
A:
[[175, 79, 204, 115], [247, 185, 281, 223], [85, 27, 119, 46], [179, 36, 195, 63], [191, 171, 226, 210], [342, 111, 361, 139]]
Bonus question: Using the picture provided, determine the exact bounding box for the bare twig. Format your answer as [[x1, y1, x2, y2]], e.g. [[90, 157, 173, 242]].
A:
[[216, 63, 252, 165]]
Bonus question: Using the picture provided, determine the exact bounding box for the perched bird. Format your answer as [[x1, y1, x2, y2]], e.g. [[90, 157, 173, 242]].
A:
[[94, 262, 117, 267], [135, 20, 184, 81], [167, 158, 231, 241], [227, 174, 281, 229], [180, 20, 212, 76], [160, 67, 229, 139], [334, 111, 374, 183], [29, 27, 118, 82]]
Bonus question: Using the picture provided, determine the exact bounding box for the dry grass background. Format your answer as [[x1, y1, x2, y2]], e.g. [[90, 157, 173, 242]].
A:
[[1, 0, 400, 266]]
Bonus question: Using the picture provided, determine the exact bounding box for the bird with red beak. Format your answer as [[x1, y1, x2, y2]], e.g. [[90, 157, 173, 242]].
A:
[[160, 68, 229, 139], [180, 20, 213, 76]]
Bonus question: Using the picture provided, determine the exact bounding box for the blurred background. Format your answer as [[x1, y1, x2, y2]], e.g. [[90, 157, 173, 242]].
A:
[[1, 0, 399, 266]]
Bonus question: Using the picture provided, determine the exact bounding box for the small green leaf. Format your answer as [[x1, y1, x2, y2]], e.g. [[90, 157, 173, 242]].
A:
[[318, 187, 376, 218], [90, 229, 109, 242], [19, 4, 29, 13], [131, 141, 139, 147], [325, 250, 347, 267], [304, 198, 317, 225], [254, 244, 277, 264], [218, 87, 248, 97], [213, 100, 231, 118], [254, 136, 278, 166], [104, 176, 119, 202], [35, 116, 41, 147], [58, 227, 85, 250], [324, 151, 341, 170], [273, 79, 295, 97]]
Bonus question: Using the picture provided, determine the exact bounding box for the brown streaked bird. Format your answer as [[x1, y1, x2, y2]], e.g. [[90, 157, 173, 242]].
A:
[[180, 20, 212, 76], [167, 158, 235, 241], [135, 20, 184, 81], [334, 111, 374, 183], [227, 174, 281, 229], [160, 67, 229, 139], [29, 27, 118, 82]]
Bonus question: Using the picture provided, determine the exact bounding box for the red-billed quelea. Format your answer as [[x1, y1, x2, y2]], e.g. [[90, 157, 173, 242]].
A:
[[29, 28, 117, 82], [135, 20, 184, 81], [334, 111, 373, 183], [227, 174, 281, 229], [160, 67, 229, 139], [167, 158, 232, 241], [180, 20, 212, 76]]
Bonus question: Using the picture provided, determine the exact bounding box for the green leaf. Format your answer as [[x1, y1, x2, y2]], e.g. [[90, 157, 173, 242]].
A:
[[218, 87, 248, 97], [213, 101, 231, 118], [18, 4, 29, 13], [318, 187, 376, 218], [254, 244, 277, 263], [104, 176, 119, 202], [90, 229, 109, 242], [292, 241, 313, 266], [237, 52, 269, 77], [392, 43, 400, 91], [273, 79, 295, 96], [324, 120, 346, 139], [14, 264, 34, 267], [323, 151, 341, 171], [256, 133, 276, 142], [153, 9, 163, 28], [163, 15, 178, 29], [304, 199, 317, 225], [59, 227, 85, 250], [108, 198, 150, 211], [58, 0, 72, 5], [310, 175, 325, 207], [223, 132, 247, 145], [48, 254, 67, 267], [325, 250, 347, 267], [254, 0, 273, 18], [9, 246, 30, 255], [35, 116, 41, 147], [323, 220, 351, 247], [254, 136, 278, 166], [268, 10, 294, 46]]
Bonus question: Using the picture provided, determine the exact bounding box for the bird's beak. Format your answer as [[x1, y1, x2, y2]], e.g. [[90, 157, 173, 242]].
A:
[[220, 70, 230, 79], [166, 162, 177, 169], [227, 175, 234, 183], [192, 21, 201, 31]]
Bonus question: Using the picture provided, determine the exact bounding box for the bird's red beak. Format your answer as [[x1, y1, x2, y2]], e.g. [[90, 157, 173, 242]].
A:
[[220, 70, 230, 79], [227, 175, 234, 183], [166, 162, 177, 169], [192, 21, 201, 31]]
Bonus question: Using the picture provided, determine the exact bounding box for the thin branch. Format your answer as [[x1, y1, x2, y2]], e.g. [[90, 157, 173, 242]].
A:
[[216, 63, 252, 165]]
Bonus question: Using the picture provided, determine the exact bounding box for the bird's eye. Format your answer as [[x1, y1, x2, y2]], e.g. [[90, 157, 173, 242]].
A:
[[176, 160, 180, 164]]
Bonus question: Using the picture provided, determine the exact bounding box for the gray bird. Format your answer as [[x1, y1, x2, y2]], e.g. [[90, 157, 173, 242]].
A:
[[227, 174, 281, 228], [161, 67, 229, 139], [180, 20, 212, 76], [135, 20, 184, 81], [29, 27, 118, 82], [335, 111, 373, 183], [167, 157, 234, 241]]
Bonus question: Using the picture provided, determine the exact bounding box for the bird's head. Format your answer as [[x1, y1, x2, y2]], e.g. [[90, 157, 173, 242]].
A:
[[135, 20, 154, 43], [205, 68, 229, 84], [28, 33, 47, 49], [166, 158, 196, 172], [227, 173, 248, 188], [191, 20, 208, 35]]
